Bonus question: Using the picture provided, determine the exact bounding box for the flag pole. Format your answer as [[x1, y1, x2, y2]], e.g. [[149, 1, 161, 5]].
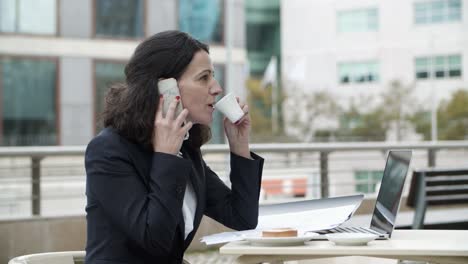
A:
[[272, 61, 279, 134], [262, 56, 279, 134], [429, 35, 438, 142]]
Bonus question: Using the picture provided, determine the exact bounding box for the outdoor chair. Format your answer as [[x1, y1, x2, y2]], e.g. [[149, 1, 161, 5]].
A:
[[8, 251, 85, 264], [407, 168, 468, 229]]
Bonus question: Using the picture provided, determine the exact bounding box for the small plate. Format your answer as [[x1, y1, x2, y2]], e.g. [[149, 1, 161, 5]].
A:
[[325, 233, 378, 246], [244, 233, 319, 246]]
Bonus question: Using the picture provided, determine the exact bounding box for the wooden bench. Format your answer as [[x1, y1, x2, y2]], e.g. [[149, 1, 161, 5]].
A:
[[406, 168, 468, 229]]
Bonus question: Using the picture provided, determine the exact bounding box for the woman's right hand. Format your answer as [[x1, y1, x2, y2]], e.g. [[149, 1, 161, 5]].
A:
[[153, 96, 192, 155]]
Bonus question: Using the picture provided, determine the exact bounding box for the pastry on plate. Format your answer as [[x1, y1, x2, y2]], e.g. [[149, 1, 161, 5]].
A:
[[262, 228, 298, 238]]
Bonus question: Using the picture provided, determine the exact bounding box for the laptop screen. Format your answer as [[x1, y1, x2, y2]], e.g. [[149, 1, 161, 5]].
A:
[[370, 150, 412, 237]]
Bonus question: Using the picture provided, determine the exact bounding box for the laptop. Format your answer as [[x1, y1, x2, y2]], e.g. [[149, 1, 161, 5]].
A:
[[317, 150, 412, 239]]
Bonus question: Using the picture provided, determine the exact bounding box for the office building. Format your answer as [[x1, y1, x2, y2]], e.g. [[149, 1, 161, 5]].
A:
[[0, 0, 247, 146], [282, 0, 466, 108]]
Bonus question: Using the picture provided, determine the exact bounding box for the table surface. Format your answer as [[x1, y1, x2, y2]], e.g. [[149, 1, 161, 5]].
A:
[[220, 230, 468, 257]]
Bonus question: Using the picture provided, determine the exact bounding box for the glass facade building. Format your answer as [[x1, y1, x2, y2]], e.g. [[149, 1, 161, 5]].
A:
[[0, 0, 57, 35], [0, 0, 246, 146], [245, 0, 280, 77], [179, 0, 223, 43], [0, 57, 57, 146]]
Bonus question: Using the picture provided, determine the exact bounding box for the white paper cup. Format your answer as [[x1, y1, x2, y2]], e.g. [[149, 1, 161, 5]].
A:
[[214, 93, 245, 123]]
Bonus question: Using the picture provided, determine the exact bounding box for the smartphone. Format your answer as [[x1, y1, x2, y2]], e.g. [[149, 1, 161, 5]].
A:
[[158, 78, 189, 140], [158, 78, 184, 118]]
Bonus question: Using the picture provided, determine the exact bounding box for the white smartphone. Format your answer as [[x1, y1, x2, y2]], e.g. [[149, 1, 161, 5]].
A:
[[158, 78, 183, 118], [157, 78, 189, 140]]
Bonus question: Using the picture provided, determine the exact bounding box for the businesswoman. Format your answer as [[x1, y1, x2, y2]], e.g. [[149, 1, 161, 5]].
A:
[[84, 30, 264, 264]]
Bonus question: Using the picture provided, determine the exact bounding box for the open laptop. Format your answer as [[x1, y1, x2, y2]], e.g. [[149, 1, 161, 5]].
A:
[[317, 150, 412, 239]]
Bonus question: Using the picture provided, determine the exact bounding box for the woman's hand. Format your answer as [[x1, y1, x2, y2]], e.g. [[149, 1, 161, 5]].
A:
[[153, 96, 192, 155], [224, 97, 252, 159]]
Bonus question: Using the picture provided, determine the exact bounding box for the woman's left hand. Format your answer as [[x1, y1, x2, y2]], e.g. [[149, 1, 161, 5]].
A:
[[224, 97, 252, 159]]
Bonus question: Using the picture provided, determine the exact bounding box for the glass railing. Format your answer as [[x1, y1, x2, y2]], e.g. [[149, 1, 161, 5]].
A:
[[1, 141, 468, 218]]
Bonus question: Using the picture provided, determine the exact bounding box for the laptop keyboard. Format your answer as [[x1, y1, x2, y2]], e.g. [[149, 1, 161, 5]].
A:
[[319, 226, 383, 236]]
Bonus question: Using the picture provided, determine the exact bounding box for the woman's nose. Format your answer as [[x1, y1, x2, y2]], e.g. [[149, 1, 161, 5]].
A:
[[210, 80, 223, 96]]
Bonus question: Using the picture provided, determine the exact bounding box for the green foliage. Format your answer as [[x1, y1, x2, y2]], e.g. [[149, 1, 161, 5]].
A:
[[335, 100, 387, 141], [246, 78, 272, 134], [284, 89, 341, 142], [411, 89, 468, 140], [246, 78, 295, 142], [280, 78, 467, 141], [410, 110, 431, 140], [329, 80, 415, 141], [438, 89, 468, 140]]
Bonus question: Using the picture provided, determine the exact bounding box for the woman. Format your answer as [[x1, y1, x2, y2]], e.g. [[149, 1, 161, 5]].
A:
[[84, 30, 264, 264]]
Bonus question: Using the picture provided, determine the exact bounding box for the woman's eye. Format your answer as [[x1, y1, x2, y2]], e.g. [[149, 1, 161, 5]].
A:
[[200, 75, 209, 81]]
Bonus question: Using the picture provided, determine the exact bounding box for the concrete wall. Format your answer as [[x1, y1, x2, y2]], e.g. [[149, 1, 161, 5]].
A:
[[0, 216, 86, 264], [231, 63, 249, 100], [232, 0, 246, 48], [146, 0, 178, 35], [59, 58, 93, 145], [60, 0, 92, 38]]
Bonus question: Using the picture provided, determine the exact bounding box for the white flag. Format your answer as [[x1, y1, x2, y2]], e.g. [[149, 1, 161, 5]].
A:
[[261, 56, 277, 88], [288, 58, 306, 82]]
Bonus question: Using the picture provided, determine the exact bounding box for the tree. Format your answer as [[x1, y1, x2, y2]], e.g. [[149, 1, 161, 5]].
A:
[[410, 110, 431, 140], [438, 89, 468, 140], [411, 89, 468, 140], [336, 80, 416, 141], [379, 80, 416, 140], [333, 95, 388, 141], [246, 78, 295, 142], [283, 89, 341, 142], [246, 78, 271, 134]]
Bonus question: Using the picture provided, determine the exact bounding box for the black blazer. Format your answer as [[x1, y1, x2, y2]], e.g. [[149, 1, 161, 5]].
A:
[[85, 128, 264, 264]]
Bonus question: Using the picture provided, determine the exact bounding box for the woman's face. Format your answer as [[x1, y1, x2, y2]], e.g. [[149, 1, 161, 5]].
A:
[[178, 50, 223, 125]]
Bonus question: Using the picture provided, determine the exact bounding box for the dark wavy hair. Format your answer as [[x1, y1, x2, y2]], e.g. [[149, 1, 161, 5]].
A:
[[101, 30, 211, 149]]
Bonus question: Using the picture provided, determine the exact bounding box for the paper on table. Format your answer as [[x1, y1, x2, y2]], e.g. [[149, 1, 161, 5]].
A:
[[201, 204, 358, 245], [258, 204, 355, 230], [201, 230, 259, 245]]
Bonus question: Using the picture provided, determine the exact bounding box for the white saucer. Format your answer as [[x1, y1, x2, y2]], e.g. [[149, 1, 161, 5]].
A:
[[325, 233, 378, 246], [244, 233, 319, 246]]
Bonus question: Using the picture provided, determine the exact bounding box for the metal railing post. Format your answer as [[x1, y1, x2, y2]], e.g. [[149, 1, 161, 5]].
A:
[[412, 171, 427, 229], [320, 151, 329, 198], [428, 149, 436, 167], [31, 156, 42, 216]]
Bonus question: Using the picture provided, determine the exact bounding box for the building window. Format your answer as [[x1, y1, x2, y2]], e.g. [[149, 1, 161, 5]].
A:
[[415, 57, 430, 79], [414, 0, 462, 24], [179, 0, 223, 43], [337, 8, 378, 33], [355, 170, 383, 193], [95, 0, 144, 39], [94, 61, 126, 132], [0, 57, 57, 146], [415, 54, 462, 80], [0, 0, 57, 35], [338, 61, 379, 84]]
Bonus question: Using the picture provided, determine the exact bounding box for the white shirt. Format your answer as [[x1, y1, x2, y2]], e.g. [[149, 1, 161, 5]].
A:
[[182, 178, 197, 239]]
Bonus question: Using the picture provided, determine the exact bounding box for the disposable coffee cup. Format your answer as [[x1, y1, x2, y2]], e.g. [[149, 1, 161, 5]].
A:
[[214, 93, 245, 123]]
